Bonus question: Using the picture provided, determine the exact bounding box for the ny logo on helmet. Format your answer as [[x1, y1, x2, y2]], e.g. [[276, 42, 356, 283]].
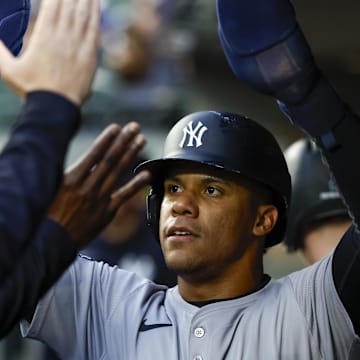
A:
[[179, 121, 208, 148]]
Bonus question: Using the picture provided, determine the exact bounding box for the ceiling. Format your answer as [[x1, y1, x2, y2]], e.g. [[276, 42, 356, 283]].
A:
[[293, 0, 360, 74], [193, 0, 360, 113], [195, 0, 360, 73], [189, 1, 360, 147]]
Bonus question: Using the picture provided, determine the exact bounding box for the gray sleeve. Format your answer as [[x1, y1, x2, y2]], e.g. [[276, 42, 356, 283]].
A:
[[20, 255, 150, 359], [288, 255, 359, 358]]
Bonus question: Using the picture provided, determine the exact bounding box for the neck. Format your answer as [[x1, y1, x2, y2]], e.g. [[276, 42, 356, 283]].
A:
[[178, 241, 265, 302]]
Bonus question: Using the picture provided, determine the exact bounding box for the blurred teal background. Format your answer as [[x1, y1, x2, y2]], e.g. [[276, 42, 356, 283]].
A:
[[1, 0, 360, 358]]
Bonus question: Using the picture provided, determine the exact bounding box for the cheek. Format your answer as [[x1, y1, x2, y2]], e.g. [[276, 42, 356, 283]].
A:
[[207, 215, 236, 241], [199, 207, 233, 240], [209, 208, 254, 242]]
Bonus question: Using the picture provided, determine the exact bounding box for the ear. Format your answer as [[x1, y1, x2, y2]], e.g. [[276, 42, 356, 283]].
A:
[[252, 205, 278, 237]]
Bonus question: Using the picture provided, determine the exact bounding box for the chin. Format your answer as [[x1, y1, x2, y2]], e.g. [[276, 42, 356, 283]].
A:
[[164, 251, 192, 273], [165, 252, 207, 279]]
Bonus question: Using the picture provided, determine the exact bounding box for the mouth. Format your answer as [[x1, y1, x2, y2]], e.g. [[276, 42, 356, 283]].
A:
[[165, 226, 197, 242]]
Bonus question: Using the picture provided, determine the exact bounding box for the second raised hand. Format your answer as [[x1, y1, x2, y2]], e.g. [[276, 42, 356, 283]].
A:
[[47, 122, 151, 249]]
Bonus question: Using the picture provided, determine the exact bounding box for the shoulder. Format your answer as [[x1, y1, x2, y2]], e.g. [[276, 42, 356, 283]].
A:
[[71, 255, 168, 302]]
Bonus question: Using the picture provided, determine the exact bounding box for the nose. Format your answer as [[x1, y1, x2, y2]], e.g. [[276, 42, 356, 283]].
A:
[[171, 191, 199, 218]]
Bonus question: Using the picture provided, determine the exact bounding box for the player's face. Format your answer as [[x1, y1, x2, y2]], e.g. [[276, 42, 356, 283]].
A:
[[159, 165, 260, 282]]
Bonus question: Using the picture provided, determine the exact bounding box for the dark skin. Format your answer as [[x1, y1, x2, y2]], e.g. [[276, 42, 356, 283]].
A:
[[48, 122, 151, 250], [23, 122, 151, 324], [159, 164, 278, 302]]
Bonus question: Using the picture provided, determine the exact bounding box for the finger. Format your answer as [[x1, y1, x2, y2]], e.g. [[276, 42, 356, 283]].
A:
[[65, 124, 121, 184], [75, 0, 100, 88], [32, 0, 61, 36], [57, 0, 76, 33], [109, 170, 152, 212], [83, 0, 101, 57], [98, 133, 146, 196], [81, 122, 142, 192], [75, 0, 100, 45]]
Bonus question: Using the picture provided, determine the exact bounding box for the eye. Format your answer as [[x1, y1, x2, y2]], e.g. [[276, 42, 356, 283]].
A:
[[205, 186, 221, 196], [165, 182, 182, 194], [170, 184, 181, 193]]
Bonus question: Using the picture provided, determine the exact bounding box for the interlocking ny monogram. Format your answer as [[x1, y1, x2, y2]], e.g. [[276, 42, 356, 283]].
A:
[[179, 121, 208, 148]]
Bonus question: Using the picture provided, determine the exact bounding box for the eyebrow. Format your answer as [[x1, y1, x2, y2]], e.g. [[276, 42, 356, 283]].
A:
[[202, 176, 230, 186], [165, 175, 231, 186]]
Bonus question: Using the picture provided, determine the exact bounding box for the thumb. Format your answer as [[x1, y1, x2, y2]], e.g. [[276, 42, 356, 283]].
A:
[[0, 41, 15, 79]]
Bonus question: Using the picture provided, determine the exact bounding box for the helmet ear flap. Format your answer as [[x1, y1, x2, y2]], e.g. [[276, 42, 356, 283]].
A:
[[146, 188, 162, 239]]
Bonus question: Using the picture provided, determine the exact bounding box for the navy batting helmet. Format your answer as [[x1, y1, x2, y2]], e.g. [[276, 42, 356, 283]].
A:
[[284, 138, 348, 252], [136, 110, 291, 247], [0, 1, 30, 55]]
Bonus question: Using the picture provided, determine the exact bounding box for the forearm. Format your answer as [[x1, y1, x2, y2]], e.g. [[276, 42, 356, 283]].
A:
[[279, 87, 360, 228], [0, 91, 80, 283], [0, 218, 77, 338]]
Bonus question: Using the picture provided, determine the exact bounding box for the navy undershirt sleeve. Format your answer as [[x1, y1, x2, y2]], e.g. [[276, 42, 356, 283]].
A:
[[0, 218, 77, 337], [0, 91, 80, 337], [0, 91, 80, 283]]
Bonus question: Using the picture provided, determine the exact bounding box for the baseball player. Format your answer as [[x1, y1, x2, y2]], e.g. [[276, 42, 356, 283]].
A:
[[20, 0, 360, 359], [0, 0, 102, 337], [284, 138, 351, 264]]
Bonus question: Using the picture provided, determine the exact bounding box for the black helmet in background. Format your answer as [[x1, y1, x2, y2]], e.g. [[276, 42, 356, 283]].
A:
[[136, 110, 291, 247], [284, 138, 348, 252]]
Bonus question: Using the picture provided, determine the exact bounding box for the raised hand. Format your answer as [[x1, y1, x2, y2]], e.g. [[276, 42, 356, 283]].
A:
[[47, 122, 151, 249], [0, 0, 100, 105], [216, 0, 344, 136]]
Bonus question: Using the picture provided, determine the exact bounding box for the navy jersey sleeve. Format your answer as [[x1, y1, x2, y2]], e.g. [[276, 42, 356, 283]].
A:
[[0, 218, 77, 337], [0, 91, 80, 283]]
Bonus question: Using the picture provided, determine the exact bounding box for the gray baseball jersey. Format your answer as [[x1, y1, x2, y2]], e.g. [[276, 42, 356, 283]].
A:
[[21, 254, 360, 359]]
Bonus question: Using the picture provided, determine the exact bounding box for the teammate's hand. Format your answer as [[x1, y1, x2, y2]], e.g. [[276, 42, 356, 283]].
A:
[[0, 0, 100, 105], [47, 122, 151, 249]]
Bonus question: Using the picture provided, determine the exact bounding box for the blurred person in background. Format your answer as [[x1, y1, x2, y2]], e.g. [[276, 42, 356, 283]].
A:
[[284, 138, 351, 265], [102, 0, 197, 82], [94, 0, 200, 127]]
